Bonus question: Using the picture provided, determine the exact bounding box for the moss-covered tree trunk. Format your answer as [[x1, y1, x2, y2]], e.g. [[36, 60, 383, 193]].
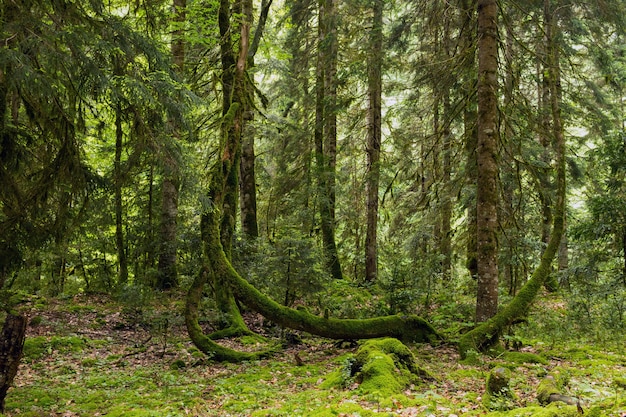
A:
[[0, 313, 27, 413], [459, 0, 566, 357], [186, 196, 440, 361], [364, 0, 382, 283], [475, 0, 499, 323]]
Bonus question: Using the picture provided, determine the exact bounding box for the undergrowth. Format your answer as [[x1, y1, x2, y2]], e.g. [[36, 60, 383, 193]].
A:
[[1, 293, 625, 417]]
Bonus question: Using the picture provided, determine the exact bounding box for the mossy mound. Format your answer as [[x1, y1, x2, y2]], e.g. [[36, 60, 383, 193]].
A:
[[536, 375, 561, 405], [322, 338, 430, 396]]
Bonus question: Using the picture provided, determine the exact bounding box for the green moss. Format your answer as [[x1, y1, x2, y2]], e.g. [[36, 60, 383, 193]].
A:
[[536, 375, 561, 405], [23, 335, 87, 359], [487, 367, 511, 395], [613, 377, 626, 389], [321, 338, 428, 396]]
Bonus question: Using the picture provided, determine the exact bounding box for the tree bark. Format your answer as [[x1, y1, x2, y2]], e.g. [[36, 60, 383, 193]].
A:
[[114, 102, 129, 286], [364, 0, 382, 283], [239, 0, 272, 240], [459, 0, 566, 357], [315, 0, 343, 280], [156, 0, 186, 290], [475, 0, 500, 323], [461, 0, 479, 282], [0, 313, 27, 413]]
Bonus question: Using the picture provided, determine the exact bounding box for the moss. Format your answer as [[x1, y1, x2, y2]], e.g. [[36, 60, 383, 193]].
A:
[[169, 359, 186, 370], [536, 375, 561, 405], [487, 367, 511, 395], [331, 338, 429, 396], [23, 335, 87, 359], [613, 377, 626, 389]]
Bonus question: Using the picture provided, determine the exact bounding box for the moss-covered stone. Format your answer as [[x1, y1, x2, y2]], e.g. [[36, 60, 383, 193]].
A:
[[613, 377, 626, 389], [487, 367, 511, 395], [354, 338, 429, 395], [536, 375, 561, 405], [322, 338, 430, 396]]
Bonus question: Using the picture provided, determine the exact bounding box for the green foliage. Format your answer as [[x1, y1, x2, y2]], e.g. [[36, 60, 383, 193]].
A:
[[235, 231, 331, 308]]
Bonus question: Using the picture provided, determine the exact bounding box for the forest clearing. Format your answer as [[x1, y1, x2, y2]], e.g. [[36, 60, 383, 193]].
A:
[[2, 292, 625, 417]]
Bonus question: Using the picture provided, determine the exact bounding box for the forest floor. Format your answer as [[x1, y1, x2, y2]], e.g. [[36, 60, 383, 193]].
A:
[[3, 293, 626, 417]]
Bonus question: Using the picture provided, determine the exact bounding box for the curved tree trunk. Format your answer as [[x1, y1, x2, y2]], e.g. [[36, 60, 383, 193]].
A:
[[459, 0, 566, 357], [186, 191, 440, 361]]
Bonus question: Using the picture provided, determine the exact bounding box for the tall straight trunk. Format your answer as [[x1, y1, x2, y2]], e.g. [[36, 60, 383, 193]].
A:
[[156, 0, 186, 290], [475, 0, 499, 323], [365, 0, 382, 283], [316, 0, 342, 279], [240, 127, 258, 238], [459, 0, 566, 357], [239, 0, 272, 239], [114, 103, 128, 286], [461, 0, 479, 281]]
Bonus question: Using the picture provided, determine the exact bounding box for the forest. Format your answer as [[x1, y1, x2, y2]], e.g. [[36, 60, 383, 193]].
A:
[[1, 0, 625, 415]]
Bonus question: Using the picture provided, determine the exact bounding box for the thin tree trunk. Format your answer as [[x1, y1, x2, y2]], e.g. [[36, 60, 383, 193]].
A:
[[156, 0, 186, 290], [365, 0, 382, 283], [461, 0, 479, 281], [316, 0, 342, 280], [475, 0, 499, 323], [114, 101, 129, 286], [239, 0, 272, 239]]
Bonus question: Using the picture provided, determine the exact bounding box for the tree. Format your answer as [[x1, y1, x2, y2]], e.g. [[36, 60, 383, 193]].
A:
[[475, 0, 500, 323], [459, 0, 567, 356], [315, 0, 343, 280], [156, 0, 186, 290], [364, 0, 383, 283]]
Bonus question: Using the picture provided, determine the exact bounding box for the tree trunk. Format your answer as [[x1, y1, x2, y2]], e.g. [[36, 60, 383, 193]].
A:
[[315, 0, 343, 280], [461, 0, 479, 282], [239, 0, 272, 240], [114, 102, 128, 287], [459, 0, 566, 357], [0, 313, 27, 413], [156, 0, 186, 290], [475, 0, 499, 323], [202, 0, 256, 339], [186, 197, 440, 361], [364, 0, 382, 283]]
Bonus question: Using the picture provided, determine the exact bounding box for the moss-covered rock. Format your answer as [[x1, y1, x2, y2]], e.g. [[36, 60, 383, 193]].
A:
[[322, 338, 430, 396], [484, 367, 516, 411], [487, 367, 511, 395], [536, 375, 561, 405]]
